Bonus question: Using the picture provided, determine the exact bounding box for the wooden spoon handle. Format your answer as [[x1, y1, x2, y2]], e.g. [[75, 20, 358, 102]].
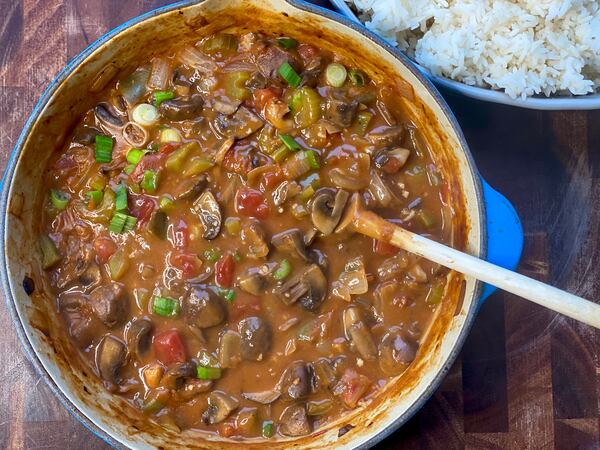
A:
[[390, 226, 600, 329]]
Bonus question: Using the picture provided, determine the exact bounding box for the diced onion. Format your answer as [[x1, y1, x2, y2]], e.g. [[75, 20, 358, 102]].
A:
[[149, 57, 171, 90], [160, 128, 182, 143]]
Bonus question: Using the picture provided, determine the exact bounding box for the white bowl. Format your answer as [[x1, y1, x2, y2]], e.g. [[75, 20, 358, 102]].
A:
[[330, 0, 600, 110]]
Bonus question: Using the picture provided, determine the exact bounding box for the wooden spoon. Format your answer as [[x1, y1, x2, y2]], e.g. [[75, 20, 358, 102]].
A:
[[337, 194, 600, 329]]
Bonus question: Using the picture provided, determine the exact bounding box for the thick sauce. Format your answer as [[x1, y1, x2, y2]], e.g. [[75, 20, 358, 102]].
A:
[[40, 32, 454, 439]]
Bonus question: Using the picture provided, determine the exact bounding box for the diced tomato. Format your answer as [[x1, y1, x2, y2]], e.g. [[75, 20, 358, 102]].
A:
[[153, 330, 186, 365], [253, 87, 282, 113], [158, 142, 181, 155], [235, 187, 269, 220], [260, 167, 284, 191], [171, 252, 201, 278], [339, 369, 371, 408], [230, 295, 261, 320], [129, 194, 156, 224], [93, 236, 118, 264], [215, 253, 235, 288], [169, 219, 189, 249], [222, 145, 254, 175], [218, 422, 236, 438], [373, 239, 399, 256], [130, 153, 166, 183]]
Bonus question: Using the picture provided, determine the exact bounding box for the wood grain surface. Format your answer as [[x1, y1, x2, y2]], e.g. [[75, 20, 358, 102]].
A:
[[0, 1, 599, 449]]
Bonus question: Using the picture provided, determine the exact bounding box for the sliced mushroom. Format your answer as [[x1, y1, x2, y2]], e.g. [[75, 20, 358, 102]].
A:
[[213, 97, 242, 115], [239, 272, 267, 296], [373, 147, 410, 174], [78, 262, 102, 291], [126, 318, 153, 358], [343, 307, 377, 361], [218, 330, 242, 369], [238, 316, 272, 361], [214, 106, 264, 139], [89, 283, 129, 328], [172, 379, 213, 402], [310, 189, 350, 236], [193, 191, 221, 240], [183, 287, 226, 328], [95, 102, 124, 129], [161, 361, 197, 390], [241, 221, 269, 259], [278, 361, 312, 400], [159, 94, 204, 121], [324, 99, 358, 129], [312, 358, 337, 390], [122, 121, 149, 148], [275, 264, 327, 311], [96, 335, 127, 384], [242, 389, 281, 404], [149, 210, 168, 239], [271, 229, 309, 261], [202, 391, 240, 424], [367, 126, 404, 147], [279, 405, 311, 437], [59, 294, 102, 348], [379, 327, 418, 376], [73, 125, 102, 145], [173, 175, 208, 202]]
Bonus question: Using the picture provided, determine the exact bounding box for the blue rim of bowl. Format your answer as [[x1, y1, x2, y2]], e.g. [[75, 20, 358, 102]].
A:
[[0, 0, 485, 448]]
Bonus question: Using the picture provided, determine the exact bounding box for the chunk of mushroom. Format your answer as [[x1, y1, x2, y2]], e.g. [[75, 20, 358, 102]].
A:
[[239, 272, 267, 296], [218, 330, 242, 369], [379, 327, 418, 376], [126, 318, 153, 358], [275, 264, 327, 311], [241, 221, 269, 259], [271, 229, 309, 261], [343, 307, 377, 361], [173, 175, 208, 202], [89, 283, 129, 328], [279, 405, 311, 437], [242, 389, 281, 405], [160, 361, 197, 390], [202, 391, 240, 424], [96, 335, 127, 384], [214, 106, 264, 139], [159, 94, 204, 121], [324, 99, 358, 129], [59, 294, 101, 348], [183, 287, 226, 328], [367, 126, 404, 147], [193, 190, 222, 240], [278, 361, 312, 400], [238, 316, 272, 361], [310, 189, 350, 236], [94, 102, 124, 129]]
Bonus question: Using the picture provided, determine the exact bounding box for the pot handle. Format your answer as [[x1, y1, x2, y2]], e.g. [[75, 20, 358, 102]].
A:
[[479, 177, 523, 302]]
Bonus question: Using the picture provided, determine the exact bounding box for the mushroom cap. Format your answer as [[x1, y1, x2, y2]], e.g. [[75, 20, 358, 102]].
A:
[[96, 335, 127, 384], [194, 190, 222, 240], [310, 189, 350, 236]]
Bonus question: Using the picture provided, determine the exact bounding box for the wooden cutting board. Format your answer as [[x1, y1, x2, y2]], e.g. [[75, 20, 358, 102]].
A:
[[0, 1, 598, 448]]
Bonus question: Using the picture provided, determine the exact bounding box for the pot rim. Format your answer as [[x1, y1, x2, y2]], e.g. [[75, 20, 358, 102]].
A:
[[0, 0, 485, 448]]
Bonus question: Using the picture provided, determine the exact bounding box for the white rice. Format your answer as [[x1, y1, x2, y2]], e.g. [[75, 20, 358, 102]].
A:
[[347, 0, 600, 99]]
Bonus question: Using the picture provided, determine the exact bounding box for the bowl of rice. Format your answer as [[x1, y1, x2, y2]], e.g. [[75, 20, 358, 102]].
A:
[[331, 0, 600, 110]]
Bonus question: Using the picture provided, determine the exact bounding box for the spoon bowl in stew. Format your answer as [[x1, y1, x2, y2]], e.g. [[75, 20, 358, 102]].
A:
[[0, 0, 522, 448]]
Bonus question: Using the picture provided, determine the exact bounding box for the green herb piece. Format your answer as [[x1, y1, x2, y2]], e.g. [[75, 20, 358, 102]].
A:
[[86, 190, 104, 209], [152, 296, 180, 317], [279, 133, 301, 151], [114, 184, 128, 212], [277, 37, 298, 49], [140, 170, 159, 193], [196, 365, 222, 380], [154, 90, 174, 107], [278, 61, 301, 88], [348, 68, 368, 86], [304, 150, 320, 170], [123, 215, 137, 232], [95, 135, 113, 163], [126, 148, 146, 165], [273, 259, 292, 280], [203, 247, 222, 262], [109, 212, 128, 233], [272, 145, 290, 163], [49, 189, 69, 210], [262, 421, 274, 438]]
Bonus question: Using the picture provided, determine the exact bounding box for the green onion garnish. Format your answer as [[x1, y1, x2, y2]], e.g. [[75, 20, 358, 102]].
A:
[[109, 212, 128, 233], [114, 184, 128, 212], [272, 145, 290, 163], [140, 170, 159, 193], [95, 135, 113, 163], [325, 63, 347, 88], [203, 247, 221, 262], [279, 134, 301, 151], [304, 150, 320, 170], [124, 164, 136, 175], [159, 195, 175, 213], [278, 61, 301, 88], [152, 296, 180, 317], [273, 259, 292, 280], [154, 90, 175, 107], [196, 365, 222, 380], [348, 68, 367, 86], [126, 148, 146, 165], [218, 288, 236, 302], [49, 189, 69, 210], [123, 215, 137, 232], [277, 37, 298, 49], [86, 190, 103, 209], [262, 421, 274, 438]]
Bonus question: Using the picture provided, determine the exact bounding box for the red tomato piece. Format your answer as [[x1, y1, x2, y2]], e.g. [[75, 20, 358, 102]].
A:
[[171, 252, 201, 278], [130, 153, 166, 183], [260, 167, 284, 191], [373, 239, 399, 256], [339, 368, 371, 408], [218, 422, 236, 438], [129, 194, 156, 224], [158, 142, 181, 155], [215, 253, 235, 288], [93, 236, 118, 264], [222, 145, 254, 175], [153, 330, 186, 365], [230, 295, 261, 320], [235, 187, 269, 220], [253, 87, 282, 113]]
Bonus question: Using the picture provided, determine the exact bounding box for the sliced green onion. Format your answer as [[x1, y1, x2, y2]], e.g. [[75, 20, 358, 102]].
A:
[[272, 145, 290, 163], [160, 128, 182, 143], [132, 103, 160, 126], [278, 61, 301, 88], [95, 135, 113, 163], [304, 150, 320, 170], [154, 90, 174, 107], [123, 215, 137, 232], [109, 212, 128, 233], [196, 365, 222, 380], [262, 421, 274, 438], [273, 259, 292, 280], [325, 63, 347, 87], [124, 163, 136, 175], [298, 184, 315, 201], [279, 134, 301, 151], [126, 148, 146, 165], [219, 288, 236, 302], [203, 247, 221, 262], [233, 249, 242, 262], [39, 235, 61, 269], [86, 190, 103, 209], [114, 184, 128, 212], [354, 111, 373, 136], [140, 170, 159, 193], [89, 174, 107, 191], [277, 37, 298, 49], [49, 189, 69, 210], [159, 195, 175, 213], [348, 68, 367, 86], [152, 296, 180, 317]]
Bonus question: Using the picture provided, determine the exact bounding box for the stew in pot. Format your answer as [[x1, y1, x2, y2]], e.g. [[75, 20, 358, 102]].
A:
[[39, 31, 455, 439]]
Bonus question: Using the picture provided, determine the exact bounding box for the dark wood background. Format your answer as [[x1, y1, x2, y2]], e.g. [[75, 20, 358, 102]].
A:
[[0, 1, 599, 449]]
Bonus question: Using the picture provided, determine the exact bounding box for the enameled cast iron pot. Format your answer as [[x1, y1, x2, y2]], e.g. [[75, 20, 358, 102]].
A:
[[0, 0, 523, 448]]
